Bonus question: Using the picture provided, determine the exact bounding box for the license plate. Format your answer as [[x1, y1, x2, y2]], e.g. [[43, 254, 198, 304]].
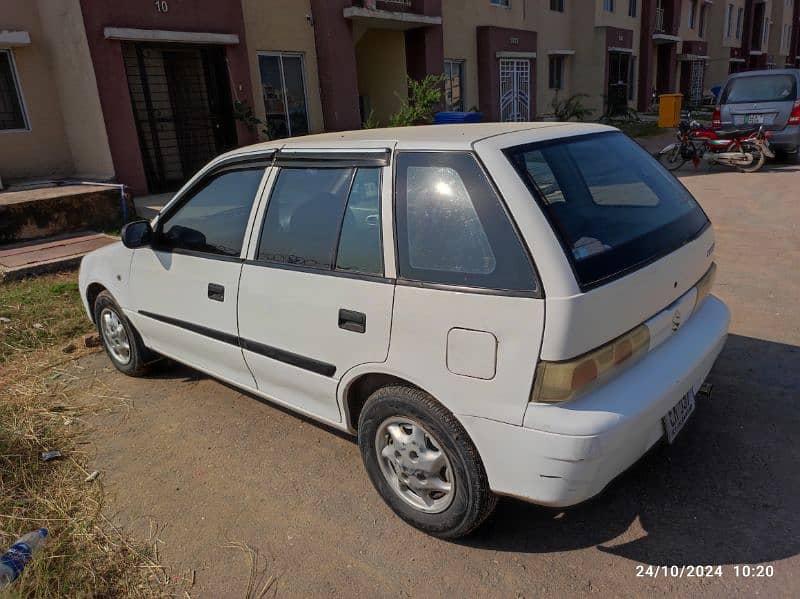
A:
[[745, 114, 765, 124], [662, 389, 696, 444]]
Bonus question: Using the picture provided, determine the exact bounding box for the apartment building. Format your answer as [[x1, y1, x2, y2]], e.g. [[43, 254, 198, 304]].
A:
[[677, 0, 711, 106], [768, 0, 796, 66], [3, 0, 799, 193], [0, 0, 112, 183]]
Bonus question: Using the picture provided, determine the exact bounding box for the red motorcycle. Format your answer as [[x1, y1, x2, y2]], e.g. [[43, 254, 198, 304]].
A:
[[656, 117, 774, 173]]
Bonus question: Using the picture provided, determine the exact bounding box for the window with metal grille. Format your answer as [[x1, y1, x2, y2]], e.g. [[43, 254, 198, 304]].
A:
[[444, 59, 465, 111], [0, 50, 27, 131], [549, 55, 564, 90]]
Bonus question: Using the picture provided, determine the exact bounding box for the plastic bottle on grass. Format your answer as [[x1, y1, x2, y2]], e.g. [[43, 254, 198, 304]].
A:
[[0, 529, 48, 588]]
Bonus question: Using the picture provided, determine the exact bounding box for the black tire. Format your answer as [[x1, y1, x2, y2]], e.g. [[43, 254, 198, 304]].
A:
[[93, 290, 153, 377], [358, 385, 497, 539], [656, 145, 685, 171]]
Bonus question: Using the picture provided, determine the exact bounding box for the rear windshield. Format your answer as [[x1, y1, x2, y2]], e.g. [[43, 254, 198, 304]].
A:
[[504, 132, 709, 290], [721, 74, 797, 104]]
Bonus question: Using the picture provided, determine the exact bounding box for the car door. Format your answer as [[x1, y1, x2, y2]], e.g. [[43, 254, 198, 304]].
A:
[[128, 154, 271, 388], [237, 149, 395, 424]]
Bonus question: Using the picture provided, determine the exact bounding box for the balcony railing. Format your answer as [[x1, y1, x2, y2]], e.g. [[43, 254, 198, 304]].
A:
[[358, 0, 413, 10], [655, 7, 665, 32]]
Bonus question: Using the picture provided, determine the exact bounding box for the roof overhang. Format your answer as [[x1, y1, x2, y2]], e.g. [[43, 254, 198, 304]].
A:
[[729, 57, 746, 63], [608, 46, 634, 54], [103, 27, 240, 45], [678, 54, 710, 61], [342, 7, 442, 30], [546, 49, 576, 55], [0, 30, 31, 47], [653, 33, 681, 44], [749, 50, 764, 56], [496, 51, 537, 59]]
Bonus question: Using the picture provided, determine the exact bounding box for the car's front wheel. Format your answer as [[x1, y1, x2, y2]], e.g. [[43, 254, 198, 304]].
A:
[[93, 290, 153, 377], [358, 385, 497, 538]]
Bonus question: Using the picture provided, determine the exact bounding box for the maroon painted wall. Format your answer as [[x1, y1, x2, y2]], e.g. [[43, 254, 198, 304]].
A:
[[79, 0, 256, 195], [637, 0, 681, 111], [476, 26, 537, 121], [309, 0, 362, 132]]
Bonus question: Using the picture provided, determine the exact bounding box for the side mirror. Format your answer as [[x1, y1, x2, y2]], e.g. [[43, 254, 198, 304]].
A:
[[121, 220, 153, 249]]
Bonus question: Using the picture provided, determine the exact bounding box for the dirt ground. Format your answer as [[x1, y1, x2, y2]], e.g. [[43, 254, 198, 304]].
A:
[[67, 155, 799, 598]]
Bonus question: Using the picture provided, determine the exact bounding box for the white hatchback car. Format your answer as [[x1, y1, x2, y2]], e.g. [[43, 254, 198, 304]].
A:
[[79, 123, 729, 538]]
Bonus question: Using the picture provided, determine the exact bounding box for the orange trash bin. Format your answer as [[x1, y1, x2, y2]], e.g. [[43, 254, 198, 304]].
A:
[[658, 93, 683, 128]]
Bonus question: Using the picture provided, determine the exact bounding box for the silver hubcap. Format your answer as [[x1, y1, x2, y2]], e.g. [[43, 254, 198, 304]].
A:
[[375, 417, 454, 513], [100, 308, 131, 365]]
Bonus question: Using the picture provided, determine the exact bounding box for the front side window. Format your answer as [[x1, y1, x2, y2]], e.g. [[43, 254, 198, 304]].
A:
[[395, 152, 536, 292], [505, 132, 708, 289], [258, 53, 309, 139], [444, 59, 465, 112], [257, 166, 384, 275], [0, 50, 27, 131], [159, 165, 266, 257]]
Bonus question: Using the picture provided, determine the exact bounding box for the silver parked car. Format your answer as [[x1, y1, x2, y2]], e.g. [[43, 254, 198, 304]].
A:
[[713, 68, 800, 155]]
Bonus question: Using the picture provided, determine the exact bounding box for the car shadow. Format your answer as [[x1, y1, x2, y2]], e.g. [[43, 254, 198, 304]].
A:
[[460, 333, 800, 566]]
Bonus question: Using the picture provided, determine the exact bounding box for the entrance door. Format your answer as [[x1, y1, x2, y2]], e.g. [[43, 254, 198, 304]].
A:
[[499, 58, 531, 122], [123, 43, 237, 193], [607, 51, 631, 116], [238, 156, 394, 424]]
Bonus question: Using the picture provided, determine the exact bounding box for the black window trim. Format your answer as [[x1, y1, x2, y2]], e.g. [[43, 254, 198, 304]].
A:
[[0, 48, 29, 132], [392, 149, 543, 299], [151, 152, 275, 261], [250, 163, 390, 283], [502, 130, 711, 292], [274, 148, 391, 168]]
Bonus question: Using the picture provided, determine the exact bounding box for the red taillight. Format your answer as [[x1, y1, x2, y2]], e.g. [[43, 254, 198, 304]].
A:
[[789, 100, 800, 126], [712, 106, 722, 129]]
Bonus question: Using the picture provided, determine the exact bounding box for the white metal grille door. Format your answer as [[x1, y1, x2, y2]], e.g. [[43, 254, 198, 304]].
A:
[[500, 58, 530, 122], [689, 60, 705, 106]]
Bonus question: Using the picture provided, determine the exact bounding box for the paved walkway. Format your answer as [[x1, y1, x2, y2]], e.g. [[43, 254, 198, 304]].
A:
[[0, 233, 117, 281]]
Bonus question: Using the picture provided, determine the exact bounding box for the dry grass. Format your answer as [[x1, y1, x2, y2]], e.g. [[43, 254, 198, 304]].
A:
[[0, 271, 175, 597]]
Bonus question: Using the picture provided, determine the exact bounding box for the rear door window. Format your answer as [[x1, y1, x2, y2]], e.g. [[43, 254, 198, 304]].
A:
[[505, 132, 709, 290], [721, 75, 797, 104], [394, 152, 537, 292], [257, 166, 384, 275]]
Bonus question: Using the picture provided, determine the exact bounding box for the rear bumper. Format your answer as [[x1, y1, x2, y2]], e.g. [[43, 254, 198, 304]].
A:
[[768, 125, 800, 152], [460, 295, 730, 507]]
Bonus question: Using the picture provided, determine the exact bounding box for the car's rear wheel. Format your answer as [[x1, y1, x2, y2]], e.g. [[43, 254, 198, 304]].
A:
[[93, 291, 152, 377], [358, 385, 496, 538]]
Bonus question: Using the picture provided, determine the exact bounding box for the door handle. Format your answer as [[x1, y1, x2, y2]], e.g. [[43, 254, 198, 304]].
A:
[[208, 283, 225, 302], [338, 309, 366, 333]]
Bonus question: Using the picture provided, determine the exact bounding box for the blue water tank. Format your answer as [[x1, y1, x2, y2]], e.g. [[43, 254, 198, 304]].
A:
[[434, 111, 483, 124]]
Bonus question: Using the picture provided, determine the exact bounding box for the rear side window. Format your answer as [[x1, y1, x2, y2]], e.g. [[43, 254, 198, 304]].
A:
[[505, 132, 708, 290], [721, 75, 797, 104], [395, 152, 536, 292], [257, 167, 384, 275], [159, 165, 265, 257]]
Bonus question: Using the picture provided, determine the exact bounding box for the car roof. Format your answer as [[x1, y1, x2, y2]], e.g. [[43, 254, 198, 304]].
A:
[[221, 122, 615, 156], [726, 68, 800, 79]]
